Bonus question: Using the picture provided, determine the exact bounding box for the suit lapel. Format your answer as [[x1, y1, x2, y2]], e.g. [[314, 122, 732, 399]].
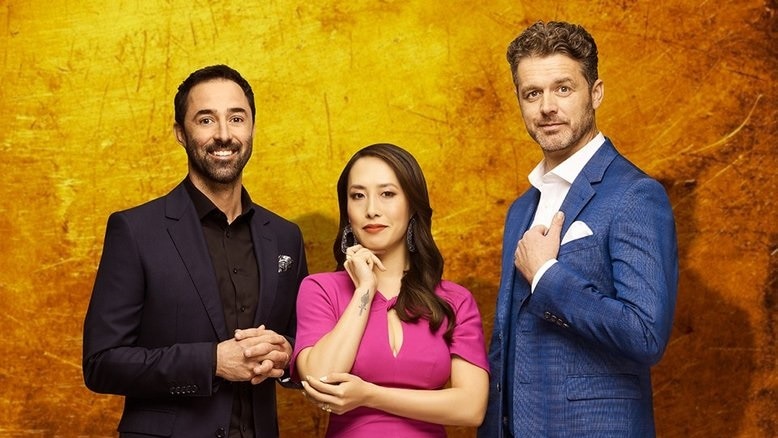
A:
[[496, 189, 540, 328], [558, 139, 619, 238], [250, 207, 279, 326], [165, 184, 229, 341]]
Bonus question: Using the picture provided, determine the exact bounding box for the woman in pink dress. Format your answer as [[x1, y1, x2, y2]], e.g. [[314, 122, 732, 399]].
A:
[[292, 143, 489, 437]]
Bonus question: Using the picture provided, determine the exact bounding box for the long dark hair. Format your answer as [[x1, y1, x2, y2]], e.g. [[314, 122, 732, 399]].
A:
[[332, 143, 455, 343]]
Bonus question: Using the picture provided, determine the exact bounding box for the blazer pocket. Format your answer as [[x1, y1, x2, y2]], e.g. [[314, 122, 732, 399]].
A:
[[118, 407, 176, 436], [565, 374, 642, 401], [558, 235, 597, 256]]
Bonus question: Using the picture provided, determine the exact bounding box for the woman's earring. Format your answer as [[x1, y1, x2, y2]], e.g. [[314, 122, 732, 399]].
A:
[[341, 224, 355, 254], [406, 217, 417, 253]]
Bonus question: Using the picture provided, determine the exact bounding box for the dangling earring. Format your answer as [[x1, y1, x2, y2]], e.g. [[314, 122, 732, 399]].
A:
[[406, 217, 417, 253], [341, 224, 355, 254]]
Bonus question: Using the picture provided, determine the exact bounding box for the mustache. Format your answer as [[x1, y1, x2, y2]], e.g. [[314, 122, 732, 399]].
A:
[[204, 140, 240, 153], [538, 116, 565, 125]]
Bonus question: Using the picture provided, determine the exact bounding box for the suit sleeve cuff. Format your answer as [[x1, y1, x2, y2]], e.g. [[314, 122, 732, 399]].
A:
[[531, 259, 558, 293]]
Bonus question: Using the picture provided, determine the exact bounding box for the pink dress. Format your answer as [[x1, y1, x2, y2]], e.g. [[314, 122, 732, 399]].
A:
[[292, 271, 489, 437]]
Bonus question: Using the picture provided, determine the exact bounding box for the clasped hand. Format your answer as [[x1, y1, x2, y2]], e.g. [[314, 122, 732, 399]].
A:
[[216, 324, 291, 385]]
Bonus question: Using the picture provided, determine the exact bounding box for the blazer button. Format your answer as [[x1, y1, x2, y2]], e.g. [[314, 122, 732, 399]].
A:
[[215, 427, 226, 438]]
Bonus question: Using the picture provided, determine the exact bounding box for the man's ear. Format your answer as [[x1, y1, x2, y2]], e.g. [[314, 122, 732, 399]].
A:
[[174, 123, 185, 146], [591, 79, 604, 110]]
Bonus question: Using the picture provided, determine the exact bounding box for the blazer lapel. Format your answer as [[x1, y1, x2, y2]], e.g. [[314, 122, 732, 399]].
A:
[[165, 183, 229, 341], [250, 208, 279, 326], [558, 138, 619, 242], [496, 189, 540, 328]]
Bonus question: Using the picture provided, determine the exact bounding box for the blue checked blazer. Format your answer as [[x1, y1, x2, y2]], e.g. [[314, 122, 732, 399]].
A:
[[479, 139, 678, 437]]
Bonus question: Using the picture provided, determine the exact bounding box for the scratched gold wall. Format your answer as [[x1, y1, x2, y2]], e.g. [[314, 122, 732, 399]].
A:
[[1, 0, 775, 436]]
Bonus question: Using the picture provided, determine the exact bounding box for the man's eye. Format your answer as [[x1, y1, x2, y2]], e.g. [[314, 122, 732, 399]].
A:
[[230, 116, 244, 123]]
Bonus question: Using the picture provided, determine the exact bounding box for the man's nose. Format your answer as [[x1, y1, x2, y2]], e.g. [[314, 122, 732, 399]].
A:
[[214, 120, 231, 143], [540, 94, 558, 114]]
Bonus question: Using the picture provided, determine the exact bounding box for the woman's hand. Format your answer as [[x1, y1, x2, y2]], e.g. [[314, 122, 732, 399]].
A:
[[343, 245, 385, 293], [301, 372, 374, 415]]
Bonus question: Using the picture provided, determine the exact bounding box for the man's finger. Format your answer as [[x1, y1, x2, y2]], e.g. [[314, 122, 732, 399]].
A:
[[546, 211, 565, 239], [234, 325, 266, 340]]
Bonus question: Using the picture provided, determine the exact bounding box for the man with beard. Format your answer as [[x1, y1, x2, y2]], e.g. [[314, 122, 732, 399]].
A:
[[83, 65, 308, 438], [479, 22, 678, 437]]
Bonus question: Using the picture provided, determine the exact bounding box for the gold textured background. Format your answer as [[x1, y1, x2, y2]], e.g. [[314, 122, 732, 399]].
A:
[[1, 0, 776, 436]]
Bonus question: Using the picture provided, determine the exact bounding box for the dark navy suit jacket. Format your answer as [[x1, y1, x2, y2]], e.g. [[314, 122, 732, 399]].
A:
[[479, 139, 678, 437], [83, 182, 308, 437]]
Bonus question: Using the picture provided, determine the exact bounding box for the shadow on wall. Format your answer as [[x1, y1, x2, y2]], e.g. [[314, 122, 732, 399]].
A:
[[295, 212, 340, 275], [652, 178, 755, 437], [448, 275, 499, 438], [278, 211, 338, 437], [758, 236, 777, 435]]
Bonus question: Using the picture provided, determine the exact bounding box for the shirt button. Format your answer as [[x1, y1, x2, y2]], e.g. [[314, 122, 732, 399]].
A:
[[240, 306, 247, 312], [232, 268, 238, 274]]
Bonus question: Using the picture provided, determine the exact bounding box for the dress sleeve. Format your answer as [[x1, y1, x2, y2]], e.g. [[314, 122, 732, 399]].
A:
[[446, 283, 490, 373], [290, 274, 341, 380]]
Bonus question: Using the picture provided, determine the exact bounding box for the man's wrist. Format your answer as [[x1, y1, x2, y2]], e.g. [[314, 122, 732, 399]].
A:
[[531, 259, 558, 293]]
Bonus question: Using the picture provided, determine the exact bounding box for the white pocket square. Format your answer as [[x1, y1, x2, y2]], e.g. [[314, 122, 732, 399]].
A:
[[561, 221, 593, 245], [278, 255, 293, 273]]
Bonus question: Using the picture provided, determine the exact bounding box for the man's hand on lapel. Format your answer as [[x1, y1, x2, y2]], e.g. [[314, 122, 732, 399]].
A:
[[514, 211, 564, 283]]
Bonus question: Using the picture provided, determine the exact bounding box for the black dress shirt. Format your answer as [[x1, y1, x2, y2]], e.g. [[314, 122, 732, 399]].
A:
[[185, 178, 260, 438]]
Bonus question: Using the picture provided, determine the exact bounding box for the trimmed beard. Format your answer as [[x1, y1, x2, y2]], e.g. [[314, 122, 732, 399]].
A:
[[531, 106, 596, 154], [183, 136, 252, 185]]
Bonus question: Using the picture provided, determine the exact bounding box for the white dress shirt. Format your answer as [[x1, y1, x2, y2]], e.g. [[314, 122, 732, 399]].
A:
[[527, 132, 605, 291]]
